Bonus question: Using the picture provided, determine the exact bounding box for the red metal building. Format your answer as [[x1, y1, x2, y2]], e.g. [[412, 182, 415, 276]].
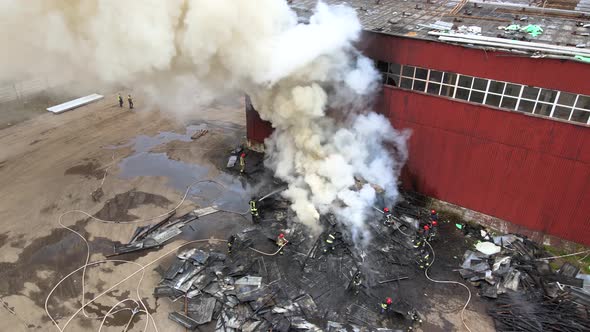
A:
[[247, 1, 590, 245]]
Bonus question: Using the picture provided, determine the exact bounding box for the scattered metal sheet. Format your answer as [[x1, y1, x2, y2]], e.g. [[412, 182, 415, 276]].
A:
[[188, 296, 217, 325], [168, 312, 198, 330], [295, 294, 318, 319], [189, 249, 210, 265], [227, 155, 238, 168], [164, 260, 186, 280]]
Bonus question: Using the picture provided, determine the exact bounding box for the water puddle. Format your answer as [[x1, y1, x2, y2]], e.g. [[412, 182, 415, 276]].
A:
[[107, 125, 250, 212]]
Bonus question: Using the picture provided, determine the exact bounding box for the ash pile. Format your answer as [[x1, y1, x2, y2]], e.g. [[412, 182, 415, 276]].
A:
[[458, 226, 590, 331], [154, 190, 434, 331]]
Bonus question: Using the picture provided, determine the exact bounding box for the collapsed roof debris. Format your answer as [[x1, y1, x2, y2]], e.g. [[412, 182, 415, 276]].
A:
[[111, 207, 218, 256], [457, 224, 590, 331], [153, 185, 438, 331]]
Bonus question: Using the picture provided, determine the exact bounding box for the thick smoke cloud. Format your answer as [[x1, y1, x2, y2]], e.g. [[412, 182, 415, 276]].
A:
[[0, 0, 409, 243]]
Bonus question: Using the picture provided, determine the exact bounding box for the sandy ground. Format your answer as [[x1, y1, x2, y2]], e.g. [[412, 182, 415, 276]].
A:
[[0, 94, 494, 331]]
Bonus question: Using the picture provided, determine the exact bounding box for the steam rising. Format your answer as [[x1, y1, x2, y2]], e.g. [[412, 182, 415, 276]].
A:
[[0, 0, 409, 242]]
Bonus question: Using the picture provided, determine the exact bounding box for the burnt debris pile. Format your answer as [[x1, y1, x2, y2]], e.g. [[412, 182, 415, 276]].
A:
[[153, 190, 437, 331], [458, 227, 590, 331]]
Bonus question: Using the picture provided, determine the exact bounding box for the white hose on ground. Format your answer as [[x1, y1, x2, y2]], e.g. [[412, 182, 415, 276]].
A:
[[45, 239, 223, 332], [248, 243, 287, 256], [47, 178, 236, 331], [535, 249, 590, 261], [424, 240, 473, 332]]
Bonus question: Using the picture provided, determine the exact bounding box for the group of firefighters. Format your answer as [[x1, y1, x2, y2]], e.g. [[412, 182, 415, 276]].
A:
[[237, 153, 441, 319], [117, 93, 134, 109]]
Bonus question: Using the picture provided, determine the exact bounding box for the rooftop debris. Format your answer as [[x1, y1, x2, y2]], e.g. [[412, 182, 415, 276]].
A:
[[457, 224, 590, 330], [153, 187, 439, 331], [111, 207, 218, 256], [191, 128, 208, 140]]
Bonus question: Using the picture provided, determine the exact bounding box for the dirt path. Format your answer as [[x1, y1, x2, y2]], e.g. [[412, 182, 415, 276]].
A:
[[0, 94, 246, 331]]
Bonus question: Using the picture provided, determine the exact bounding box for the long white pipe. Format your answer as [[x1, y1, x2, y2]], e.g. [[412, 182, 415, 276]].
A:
[[429, 31, 590, 57], [437, 36, 590, 58]]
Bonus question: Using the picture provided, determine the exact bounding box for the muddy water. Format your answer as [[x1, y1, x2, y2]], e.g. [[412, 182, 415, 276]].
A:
[[0, 219, 113, 314], [93, 190, 172, 221]]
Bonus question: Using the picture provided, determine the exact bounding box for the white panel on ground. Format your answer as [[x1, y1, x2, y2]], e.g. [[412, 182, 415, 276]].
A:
[[46, 94, 104, 114]]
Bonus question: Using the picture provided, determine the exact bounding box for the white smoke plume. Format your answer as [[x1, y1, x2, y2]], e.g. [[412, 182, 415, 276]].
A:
[[0, 0, 409, 243]]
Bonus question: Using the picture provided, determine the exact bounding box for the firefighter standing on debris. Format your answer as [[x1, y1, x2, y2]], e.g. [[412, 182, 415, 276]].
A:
[[227, 234, 236, 254], [417, 247, 431, 270], [430, 209, 438, 222], [350, 271, 362, 295], [127, 94, 134, 109], [239, 153, 246, 174], [380, 297, 392, 314], [276, 233, 288, 255], [249, 199, 259, 221], [383, 207, 394, 226], [117, 93, 123, 107], [324, 233, 337, 252]]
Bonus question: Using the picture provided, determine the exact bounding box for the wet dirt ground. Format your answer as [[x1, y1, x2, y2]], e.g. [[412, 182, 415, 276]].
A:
[[0, 93, 494, 331]]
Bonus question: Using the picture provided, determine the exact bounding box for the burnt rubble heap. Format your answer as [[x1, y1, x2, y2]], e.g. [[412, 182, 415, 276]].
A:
[[152, 192, 435, 331], [458, 225, 590, 331]]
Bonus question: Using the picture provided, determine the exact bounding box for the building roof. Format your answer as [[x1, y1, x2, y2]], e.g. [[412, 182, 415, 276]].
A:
[[291, 0, 590, 62]]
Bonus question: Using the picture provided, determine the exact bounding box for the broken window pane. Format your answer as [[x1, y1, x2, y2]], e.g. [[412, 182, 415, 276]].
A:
[[400, 77, 412, 89], [388, 63, 401, 75], [440, 85, 455, 97], [386, 74, 399, 86], [376, 61, 388, 73], [571, 109, 590, 123], [534, 102, 553, 116], [485, 94, 501, 107], [517, 100, 535, 113], [557, 92, 576, 107], [501, 97, 517, 110], [456, 88, 470, 100], [552, 106, 572, 120], [472, 78, 487, 91], [575, 95, 590, 110], [443, 73, 457, 85], [504, 84, 521, 97], [488, 81, 505, 94], [412, 80, 426, 92], [429, 70, 443, 82], [415, 68, 428, 80], [458, 75, 473, 88], [469, 91, 485, 103], [522, 86, 540, 100], [402, 65, 415, 77], [426, 83, 440, 94], [539, 89, 558, 103]]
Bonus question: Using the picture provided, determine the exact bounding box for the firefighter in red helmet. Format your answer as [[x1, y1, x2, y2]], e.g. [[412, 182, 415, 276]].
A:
[[380, 297, 393, 313], [239, 152, 246, 174], [276, 233, 288, 255]]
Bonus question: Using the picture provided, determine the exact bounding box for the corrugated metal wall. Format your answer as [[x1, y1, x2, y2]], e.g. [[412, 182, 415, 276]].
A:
[[385, 88, 590, 245], [247, 33, 590, 245]]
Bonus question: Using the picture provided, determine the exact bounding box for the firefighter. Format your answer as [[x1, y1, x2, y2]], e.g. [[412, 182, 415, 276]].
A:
[[117, 93, 123, 107], [383, 207, 394, 226], [430, 220, 439, 239], [227, 234, 236, 254], [350, 271, 362, 295], [127, 94, 134, 109], [276, 233, 288, 255], [239, 153, 246, 174], [430, 209, 438, 222], [249, 199, 259, 220], [417, 248, 431, 270], [324, 233, 336, 252], [380, 297, 393, 314]]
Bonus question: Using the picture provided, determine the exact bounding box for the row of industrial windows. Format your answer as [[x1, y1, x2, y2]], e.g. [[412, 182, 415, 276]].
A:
[[376, 61, 590, 125]]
